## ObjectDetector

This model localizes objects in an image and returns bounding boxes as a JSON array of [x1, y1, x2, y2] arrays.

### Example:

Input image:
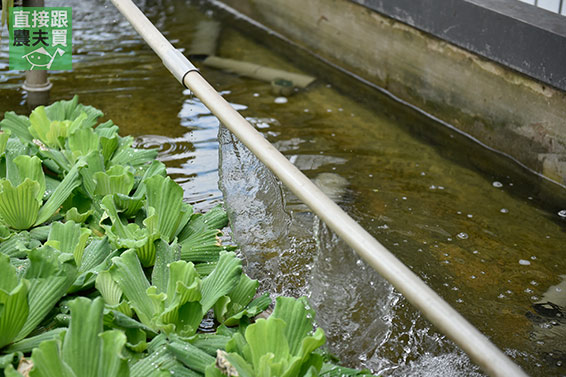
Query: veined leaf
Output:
[[272, 296, 320, 357], [100, 136, 119, 163], [0, 179, 41, 230], [177, 206, 229, 243], [35, 160, 84, 226], [79, 151, 105, 198], [180, 229, 226, 263], [200, 251, 242, 314], [96, 270, 123, 307], [217, 297, 326, 377], [16, 247, 77, 341], [94, 165, 134, 197], [153, 260, 203, 336], [46, 221, 91, 266], [0, 254, 29, 349], [64, 207, 93, 224], [5, 328, 66, 353], [167, 338, 215, 374], [0, 112, 32, 143], [0, 231, 41, 258], [246, 317, 290, 370], [215, 275, 270, 326], [111, 145, 158, 168], [29, 339, 76, 377], [68, 128, 100, 161], [62, 297, 106, 377], [13, 156, 45, 201], [0, 130, 11, 156], [109, 250, 159, 328], [151, 240, 177, 295], [30, 297, 129, 377], [28, 107, 52, 147], [145, 175, 191, 243], [44, 96, 103, 127]]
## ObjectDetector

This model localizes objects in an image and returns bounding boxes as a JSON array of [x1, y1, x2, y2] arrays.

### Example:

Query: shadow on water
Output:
[[1, 0, 565, 375]]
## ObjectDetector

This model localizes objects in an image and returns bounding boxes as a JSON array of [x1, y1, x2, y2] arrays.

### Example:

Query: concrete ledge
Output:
[[211, 0, 566, 185], [352, 0, 566, 92]]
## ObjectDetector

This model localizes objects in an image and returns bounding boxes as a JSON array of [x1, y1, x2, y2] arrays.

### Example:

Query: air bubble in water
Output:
[[456, 232, 469, 240], [519, 259, 531, 266], [558, 209, 566, 218], [274, 97, 288, 104], [500, 208, 509, 214], [492, 181, 503, 188]]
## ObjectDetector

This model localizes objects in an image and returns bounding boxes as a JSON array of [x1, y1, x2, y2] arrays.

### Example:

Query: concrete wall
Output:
[[213, 0, 566, 185]]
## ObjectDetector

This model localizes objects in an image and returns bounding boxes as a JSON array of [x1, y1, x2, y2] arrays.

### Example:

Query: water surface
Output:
[[1, 1, 565, 375]]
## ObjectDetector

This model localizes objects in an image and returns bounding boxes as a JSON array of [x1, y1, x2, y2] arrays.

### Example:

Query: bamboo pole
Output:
[[109, 1, 529, 376]]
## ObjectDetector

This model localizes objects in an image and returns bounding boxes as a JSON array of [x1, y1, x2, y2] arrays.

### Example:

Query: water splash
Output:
[[218, 124, 483, 376]]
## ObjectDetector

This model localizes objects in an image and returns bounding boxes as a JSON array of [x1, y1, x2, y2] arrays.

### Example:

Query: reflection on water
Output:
[[1, 0, 566, 375]]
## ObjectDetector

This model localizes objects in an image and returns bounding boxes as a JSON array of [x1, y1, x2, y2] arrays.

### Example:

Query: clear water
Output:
[[1, 1, 565, 376]]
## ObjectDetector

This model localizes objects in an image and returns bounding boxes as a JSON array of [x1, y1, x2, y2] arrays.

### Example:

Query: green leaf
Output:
[[154, 260, 203, 336], [0, 179, 41, 230], [180, 229, 226, 263], [79, 151, 105, 198], [271, 296, 319, 357], [167, 338, 215, 374], [222, 350, 255, 377], [45, 96, 103, 126], [30, 297, 129, 377], [145, 175, 191, 243], [0, 112, 32, 143], [178, 206, 229, 243], [16, 247, 77, 341], [151, 240, 177, 295], [5, 328, 66, 353], [0, 130, 11, 157], [246, 318, 290, 370], [189, 333, 231, 356], [0, 231, 41, 258], [13, 156, 45, 200], [64, 207, 93, 224], [99, 330, 129, 377], [214, 274, 259, 325], [96, 270, 123, 307], [29, 339, 76, 377], [28, 107, 52, 146], [61, 297, 102, 377], [130, 343, 176, 377], [200, 252, 242, 314], [111, 147, 158, 168], [46, 221, 91, 266], [35, 160, 84, 226], [109, 250, 159, 328], [0, 255, 29, 349], [68, 128, 100, 161], [113, 193, 144, 218]]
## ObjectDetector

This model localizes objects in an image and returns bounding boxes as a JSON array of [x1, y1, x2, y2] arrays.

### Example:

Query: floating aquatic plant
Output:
[[0, 97, 374, 377]]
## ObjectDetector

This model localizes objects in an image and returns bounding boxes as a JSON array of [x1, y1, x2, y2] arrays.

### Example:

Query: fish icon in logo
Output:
[[22, 47, 65, 70]]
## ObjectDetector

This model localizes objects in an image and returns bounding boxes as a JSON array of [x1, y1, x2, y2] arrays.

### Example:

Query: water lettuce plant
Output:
[[0, 97, 375, 377]]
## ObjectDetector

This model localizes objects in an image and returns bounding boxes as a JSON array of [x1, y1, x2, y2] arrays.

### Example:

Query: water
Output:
[[1, 0, 566, 375]]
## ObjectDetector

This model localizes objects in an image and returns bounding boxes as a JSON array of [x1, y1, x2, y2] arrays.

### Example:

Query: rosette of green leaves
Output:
[[4, 297, 129, 377], [0, 154, 83, 230], [0, 247, 76, 351], [97, 247, 243, 338], [206, 297, 326, 377]]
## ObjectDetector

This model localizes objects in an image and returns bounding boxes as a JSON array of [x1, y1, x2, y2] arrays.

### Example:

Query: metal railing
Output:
[[109, 0, 529, 376]]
